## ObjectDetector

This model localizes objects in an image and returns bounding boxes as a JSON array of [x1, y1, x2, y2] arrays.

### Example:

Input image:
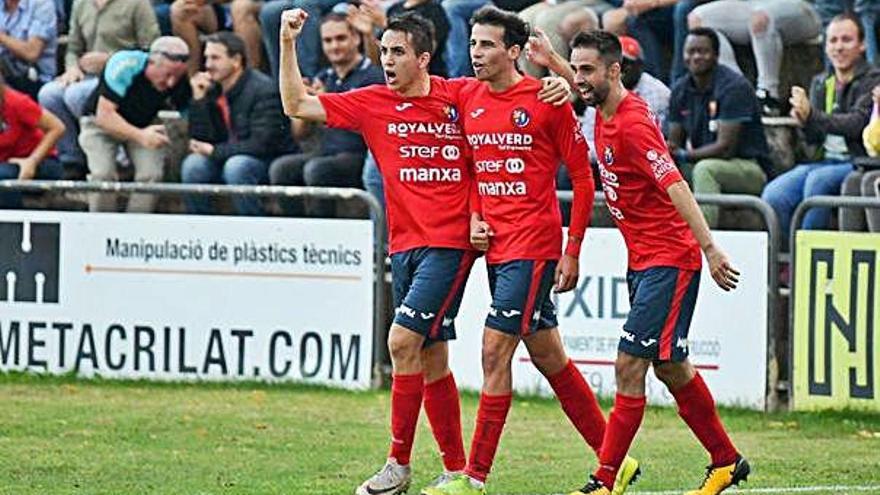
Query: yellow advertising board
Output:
[[793, 231, 880, 411]]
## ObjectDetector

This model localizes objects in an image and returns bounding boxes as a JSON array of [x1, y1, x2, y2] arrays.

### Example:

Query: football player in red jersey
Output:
[[424, 7, 638, 495], [527, 29, 749, 495], [279, 9, 570, 495]]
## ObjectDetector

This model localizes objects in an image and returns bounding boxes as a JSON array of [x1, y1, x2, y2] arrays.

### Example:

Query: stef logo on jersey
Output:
[[603, 145, 614, 166], [443, 104, 460, 123], [511, 107, 530, 128]]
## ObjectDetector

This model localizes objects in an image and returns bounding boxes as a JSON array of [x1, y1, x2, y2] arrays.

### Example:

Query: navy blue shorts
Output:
[[485, 259, 558, 336], [619, 266, 700, 362], [391, 248, 478, 342]]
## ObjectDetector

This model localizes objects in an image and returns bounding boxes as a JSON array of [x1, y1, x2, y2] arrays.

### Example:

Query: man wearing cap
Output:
[[667, 27, 770, 228], [79, 36, 192, 212]]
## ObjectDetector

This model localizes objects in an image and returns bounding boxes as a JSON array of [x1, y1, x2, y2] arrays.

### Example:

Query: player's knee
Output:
[[529, 347, 567, 376], [750, 10, 769, 34], [481, 345, 510, 377], [614, 356, 647, 390], [687, 11, 702, 29], [653, 361, 694, 389], [387, 330, 420, 364]]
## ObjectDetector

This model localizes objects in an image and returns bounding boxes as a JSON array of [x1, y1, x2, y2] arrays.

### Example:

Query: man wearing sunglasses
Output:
[[79, 36, 192, 213]]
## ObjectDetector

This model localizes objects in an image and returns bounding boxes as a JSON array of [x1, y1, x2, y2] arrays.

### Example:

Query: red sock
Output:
[[464, 393, 512, 483], [423, 373, 466, 472], [388, 373, 424, 465], [547, 360, 606, 455], [671, 373, 738, 466], [593, 393, 646, 489]]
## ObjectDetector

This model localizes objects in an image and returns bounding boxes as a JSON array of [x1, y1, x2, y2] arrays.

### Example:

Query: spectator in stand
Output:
[[762, 13, 880, 239], [38, 0, 159, 178], [79, 36, 191, 212], [183, 32, 294, 215], [171, 0, 263, 74], [814, 0, 880, 64], [0, 74, 64, 208], [270, 12, 383, 217], [688, 0, 823, 116], [840, 83, 880, 232], [443, 0, 490, 77], [0, 0, 57, 99], [519, 0, 611, 77], [260, 0, 339, 79], [668, 27, 770, 228]]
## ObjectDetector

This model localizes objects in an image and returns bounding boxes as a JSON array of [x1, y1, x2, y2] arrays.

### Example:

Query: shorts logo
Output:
[[511, 107, 530, 128], [603, 145, 614, 166], [419, 311, 435, 320], [0, 221, 60, 304], [501, 309, 521, 318], [621, 330, 635, 342], [640, 338, 657, 347], [442, 317, 453, 327], [441, 145, 460, 161], [676, 337, 688, 349], [395, 304, 416, 319], [443, 104, 459, 123]]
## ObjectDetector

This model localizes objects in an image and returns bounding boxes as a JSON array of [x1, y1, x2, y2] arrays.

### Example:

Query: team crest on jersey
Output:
[[511, 107, 530, 128], [603, 145, 615, 166], [443, 104, 460, 123]]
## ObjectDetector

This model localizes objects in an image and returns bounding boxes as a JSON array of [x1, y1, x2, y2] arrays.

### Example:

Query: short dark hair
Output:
[[686, 27, 720, 56], [570, 30, 622, 66], [385, 12, 436, 57], [204, 31, 248, 66], [829, 11, 865, 41], [469, 5, 529, 50], [321, 11, 357, 34]]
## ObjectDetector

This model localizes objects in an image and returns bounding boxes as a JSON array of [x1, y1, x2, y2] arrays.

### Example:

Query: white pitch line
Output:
[[528, 485, 880, 495]]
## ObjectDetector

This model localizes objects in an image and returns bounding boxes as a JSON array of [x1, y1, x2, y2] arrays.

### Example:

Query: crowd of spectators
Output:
[[1, 0, 880, 250]]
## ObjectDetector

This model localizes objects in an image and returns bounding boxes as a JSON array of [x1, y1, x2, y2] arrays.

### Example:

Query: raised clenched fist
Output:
[[280, 9, 309, 42]]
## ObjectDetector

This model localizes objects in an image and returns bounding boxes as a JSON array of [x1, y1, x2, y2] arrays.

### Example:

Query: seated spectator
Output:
[[688, 0, 823, 116], [814, 0, 880, 64], [260, 0, 340, 79], [171, 0, 263, 73], [183, 31, 294, 215], [668, 27, 770, 228], [270, 12, 383, 217], [519, 0, 609, 77], [0, 0, 57, 99], [761, 13, 880, 239], [840, 83, 880, 232], [601, 0, 676, 83], [79, 36, 191, 212], [0, 74, 64, 208], [38, 0, 160, 177]]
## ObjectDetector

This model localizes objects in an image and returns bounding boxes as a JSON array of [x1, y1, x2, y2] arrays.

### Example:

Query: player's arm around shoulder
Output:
[[666, 180, 740, 292]]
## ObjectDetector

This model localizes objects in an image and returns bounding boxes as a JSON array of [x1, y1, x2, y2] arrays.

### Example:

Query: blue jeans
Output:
[[0, 157, 63, 208], [443, 0, 491, 77], [37, 77, 99, 166], [361, 151, 384, 211], [180, 153, 269, 215], [260, 0, 341, 78], [761, 161, 854, 239], [670, 0, 699, 84]]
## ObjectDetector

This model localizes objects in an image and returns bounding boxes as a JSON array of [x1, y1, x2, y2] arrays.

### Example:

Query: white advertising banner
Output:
[[451, 229, 768, 409], [0, 211, 374, 389]]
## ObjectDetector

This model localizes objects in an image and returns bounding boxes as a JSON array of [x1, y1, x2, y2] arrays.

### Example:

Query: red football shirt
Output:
[[319, 77, 473, 254], [594, 93, 701, 271], [0, 88, 51, 162], [460, 76, 594, 264]]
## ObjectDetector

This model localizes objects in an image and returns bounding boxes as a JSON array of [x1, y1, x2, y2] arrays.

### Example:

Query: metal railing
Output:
[[787, 195, 880, 404], [0, 180, 390, 385], [558, 191, 784, 411]]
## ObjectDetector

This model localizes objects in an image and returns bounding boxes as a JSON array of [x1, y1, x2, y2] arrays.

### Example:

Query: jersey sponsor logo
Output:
[[443, 104, 460, 123], [395, 102, 413, 111], [477, 180, 527, 196], [475, 159, 503, 173], [470, 108, 485, 119], [603, 145, 614, 166], [441, 145, 460, 161], [466, 133, 533, 150], [399, 167, 462, 183], [511, 107, 530, 128], [646, 149, 676, 181], [573, 118, 585, 142], [598, 162, 625, 220], [386, 122, 461, 138], [505, 158, 525, 174]]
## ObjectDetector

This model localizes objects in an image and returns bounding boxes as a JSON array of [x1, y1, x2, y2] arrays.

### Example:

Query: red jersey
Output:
[[0, 88, 52, 162], [460, 76, 594, 264], [319, 77, 473, 254], [594, 93, 701, 271]]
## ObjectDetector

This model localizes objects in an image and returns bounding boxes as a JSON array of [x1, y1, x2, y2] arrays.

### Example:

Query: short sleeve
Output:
[[318, 86, 376, 131], [28, 0, 57, 42], [626, 119, 684, 190], [100, 52, 147, 103], [11, 91, 42, 128]]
